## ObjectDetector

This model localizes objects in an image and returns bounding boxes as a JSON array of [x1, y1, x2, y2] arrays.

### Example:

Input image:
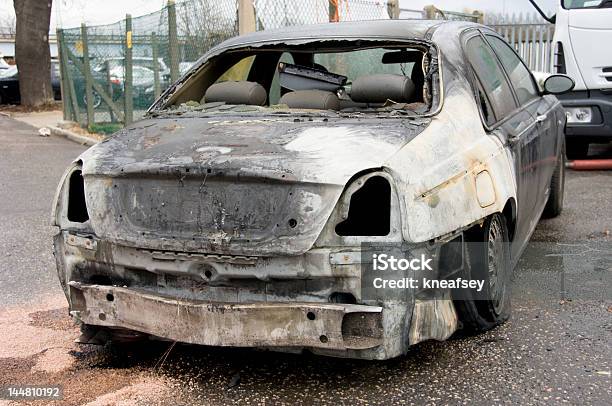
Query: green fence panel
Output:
[[81, 23, 95, 129], [57, 0, 393, 131], [124, 15, 134, 125]]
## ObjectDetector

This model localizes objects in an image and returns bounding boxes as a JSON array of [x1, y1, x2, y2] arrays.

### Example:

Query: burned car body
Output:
[[52, 20, 568, 360]]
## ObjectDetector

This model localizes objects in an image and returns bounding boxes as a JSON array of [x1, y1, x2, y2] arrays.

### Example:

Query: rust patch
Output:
[[143, 135, 161, 149], [161, 123, 184, 132], [416, 158, 486, 201]]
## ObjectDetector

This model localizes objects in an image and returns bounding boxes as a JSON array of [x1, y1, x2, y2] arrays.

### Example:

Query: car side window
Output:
[[476, 82, 496, 126], [465, 35, 517, 124], [486, 35, 539, 106]]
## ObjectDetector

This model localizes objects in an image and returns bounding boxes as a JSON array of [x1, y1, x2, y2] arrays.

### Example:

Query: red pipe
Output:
[[566, 159, 612, 170]]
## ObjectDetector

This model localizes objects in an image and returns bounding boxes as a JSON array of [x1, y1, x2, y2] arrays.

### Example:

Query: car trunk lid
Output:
[[80, 115, 429, 256]]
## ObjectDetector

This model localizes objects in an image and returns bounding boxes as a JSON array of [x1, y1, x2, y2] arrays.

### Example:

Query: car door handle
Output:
[[535, 114, 547, 123]]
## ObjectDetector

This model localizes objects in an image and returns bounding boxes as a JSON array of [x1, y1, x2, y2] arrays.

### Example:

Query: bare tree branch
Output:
[[0, 13, 16, 35]]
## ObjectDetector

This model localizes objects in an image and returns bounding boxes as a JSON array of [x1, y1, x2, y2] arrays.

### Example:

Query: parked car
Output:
[[0, 61, 62, 104], [52, 20, 573, 360], [87, 59, 165, 109], [92, 57, 169, 83], [62, 62, 123, 109], [107, 65, 158, 108], [0, 56, 10, 70], [142, 62, 196, 105]]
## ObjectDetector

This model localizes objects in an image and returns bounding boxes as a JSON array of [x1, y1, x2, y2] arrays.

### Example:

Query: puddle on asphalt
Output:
[[515, 241, 612, 302]]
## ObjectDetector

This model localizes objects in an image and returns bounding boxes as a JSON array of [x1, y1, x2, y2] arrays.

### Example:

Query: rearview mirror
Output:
[[543, 74, 575, 95], [382, 50, 423, 64]]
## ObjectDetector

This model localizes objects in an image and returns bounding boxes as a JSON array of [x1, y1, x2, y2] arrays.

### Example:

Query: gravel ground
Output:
[[0, 116, 610, 405]]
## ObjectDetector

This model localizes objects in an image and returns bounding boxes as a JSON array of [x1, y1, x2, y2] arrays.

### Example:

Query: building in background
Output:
[[0, 31, 58, 63]]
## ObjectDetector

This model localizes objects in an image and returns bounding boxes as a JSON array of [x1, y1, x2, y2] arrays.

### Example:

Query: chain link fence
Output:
[[57, 0, 238, 130], [57, 0, 483, 131], [254, 0, 389, 29]]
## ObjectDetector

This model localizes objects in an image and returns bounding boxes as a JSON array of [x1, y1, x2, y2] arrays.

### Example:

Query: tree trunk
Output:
[[13, 0, 53, 108]]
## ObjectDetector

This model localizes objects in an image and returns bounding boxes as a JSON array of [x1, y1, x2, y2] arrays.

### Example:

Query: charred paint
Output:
[[51, 20, 565, 360]]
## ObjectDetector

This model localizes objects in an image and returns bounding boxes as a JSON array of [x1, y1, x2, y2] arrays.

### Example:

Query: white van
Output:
[[532, 0, 612, 158]]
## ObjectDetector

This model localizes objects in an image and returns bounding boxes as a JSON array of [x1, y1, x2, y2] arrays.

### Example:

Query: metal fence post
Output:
[[167, 0, 180, 83], [387, 0, 400, 19], [238, 0, 256, 34], [81, 23, 94, 129], [58, 30, 80, 124], [105, 60, 115, 123], [151, 32, 161, 98], [56, 28, 71, 121], [329, 0, 338, 22], [424, 5, 436, 19], [124, 14, 133, 125]]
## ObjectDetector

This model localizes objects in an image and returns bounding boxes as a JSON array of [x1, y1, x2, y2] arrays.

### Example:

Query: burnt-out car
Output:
[[52, 20, 574, 360]]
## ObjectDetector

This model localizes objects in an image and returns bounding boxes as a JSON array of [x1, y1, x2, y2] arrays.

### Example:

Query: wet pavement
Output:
[[0, 116, 610, 405]]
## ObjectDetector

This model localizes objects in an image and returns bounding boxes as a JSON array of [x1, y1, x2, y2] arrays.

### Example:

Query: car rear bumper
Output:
[[68, 282, 384, 351], [54, 230, 459, 359], [558, 90, 612, 141]]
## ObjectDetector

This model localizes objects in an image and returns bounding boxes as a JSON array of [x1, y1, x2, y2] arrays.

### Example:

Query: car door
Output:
[[464, 32, 540, 259], [484, 34, 558, 216], [3, 74, 21, 103], [51, 61, 62, 100]]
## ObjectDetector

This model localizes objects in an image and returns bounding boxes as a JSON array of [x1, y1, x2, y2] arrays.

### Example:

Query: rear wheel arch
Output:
[[502, 198, 517, 242]]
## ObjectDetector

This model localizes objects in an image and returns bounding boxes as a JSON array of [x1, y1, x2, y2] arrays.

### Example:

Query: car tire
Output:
[[542, 143, 565, 219], [453, 214, 512, 333], [566, 139, 589, 160], [82, 92, 102, 109]]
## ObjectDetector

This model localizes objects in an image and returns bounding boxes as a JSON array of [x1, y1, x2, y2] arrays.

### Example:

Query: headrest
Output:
[[350, 74, 415, 104], [279, 90, 340, 110], [204, 81, 267, 106]]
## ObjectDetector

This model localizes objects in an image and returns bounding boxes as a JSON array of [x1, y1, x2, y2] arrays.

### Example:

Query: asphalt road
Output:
[[0, 116, 610, 405], [0, 117, 86, 307]]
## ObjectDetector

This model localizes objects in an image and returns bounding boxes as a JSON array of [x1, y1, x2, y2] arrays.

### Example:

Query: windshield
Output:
[[563, 0, 611, 9], [155, 40, 436, 117]]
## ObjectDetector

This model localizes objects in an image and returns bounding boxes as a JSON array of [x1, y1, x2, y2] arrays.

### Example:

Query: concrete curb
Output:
[[48, 126, 99, 146]]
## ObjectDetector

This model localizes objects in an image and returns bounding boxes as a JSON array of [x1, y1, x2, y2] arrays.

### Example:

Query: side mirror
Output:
[[543, 74, 575, 95]]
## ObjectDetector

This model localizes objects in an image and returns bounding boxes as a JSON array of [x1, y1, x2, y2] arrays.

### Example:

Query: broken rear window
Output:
[[154, 40, 438, 116]]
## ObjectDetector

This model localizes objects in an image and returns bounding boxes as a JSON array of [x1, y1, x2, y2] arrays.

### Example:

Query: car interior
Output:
[[164, 43, 431, 113]]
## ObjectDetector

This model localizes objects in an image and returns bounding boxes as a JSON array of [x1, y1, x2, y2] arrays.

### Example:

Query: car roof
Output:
[[217, 19, 475, 50]]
